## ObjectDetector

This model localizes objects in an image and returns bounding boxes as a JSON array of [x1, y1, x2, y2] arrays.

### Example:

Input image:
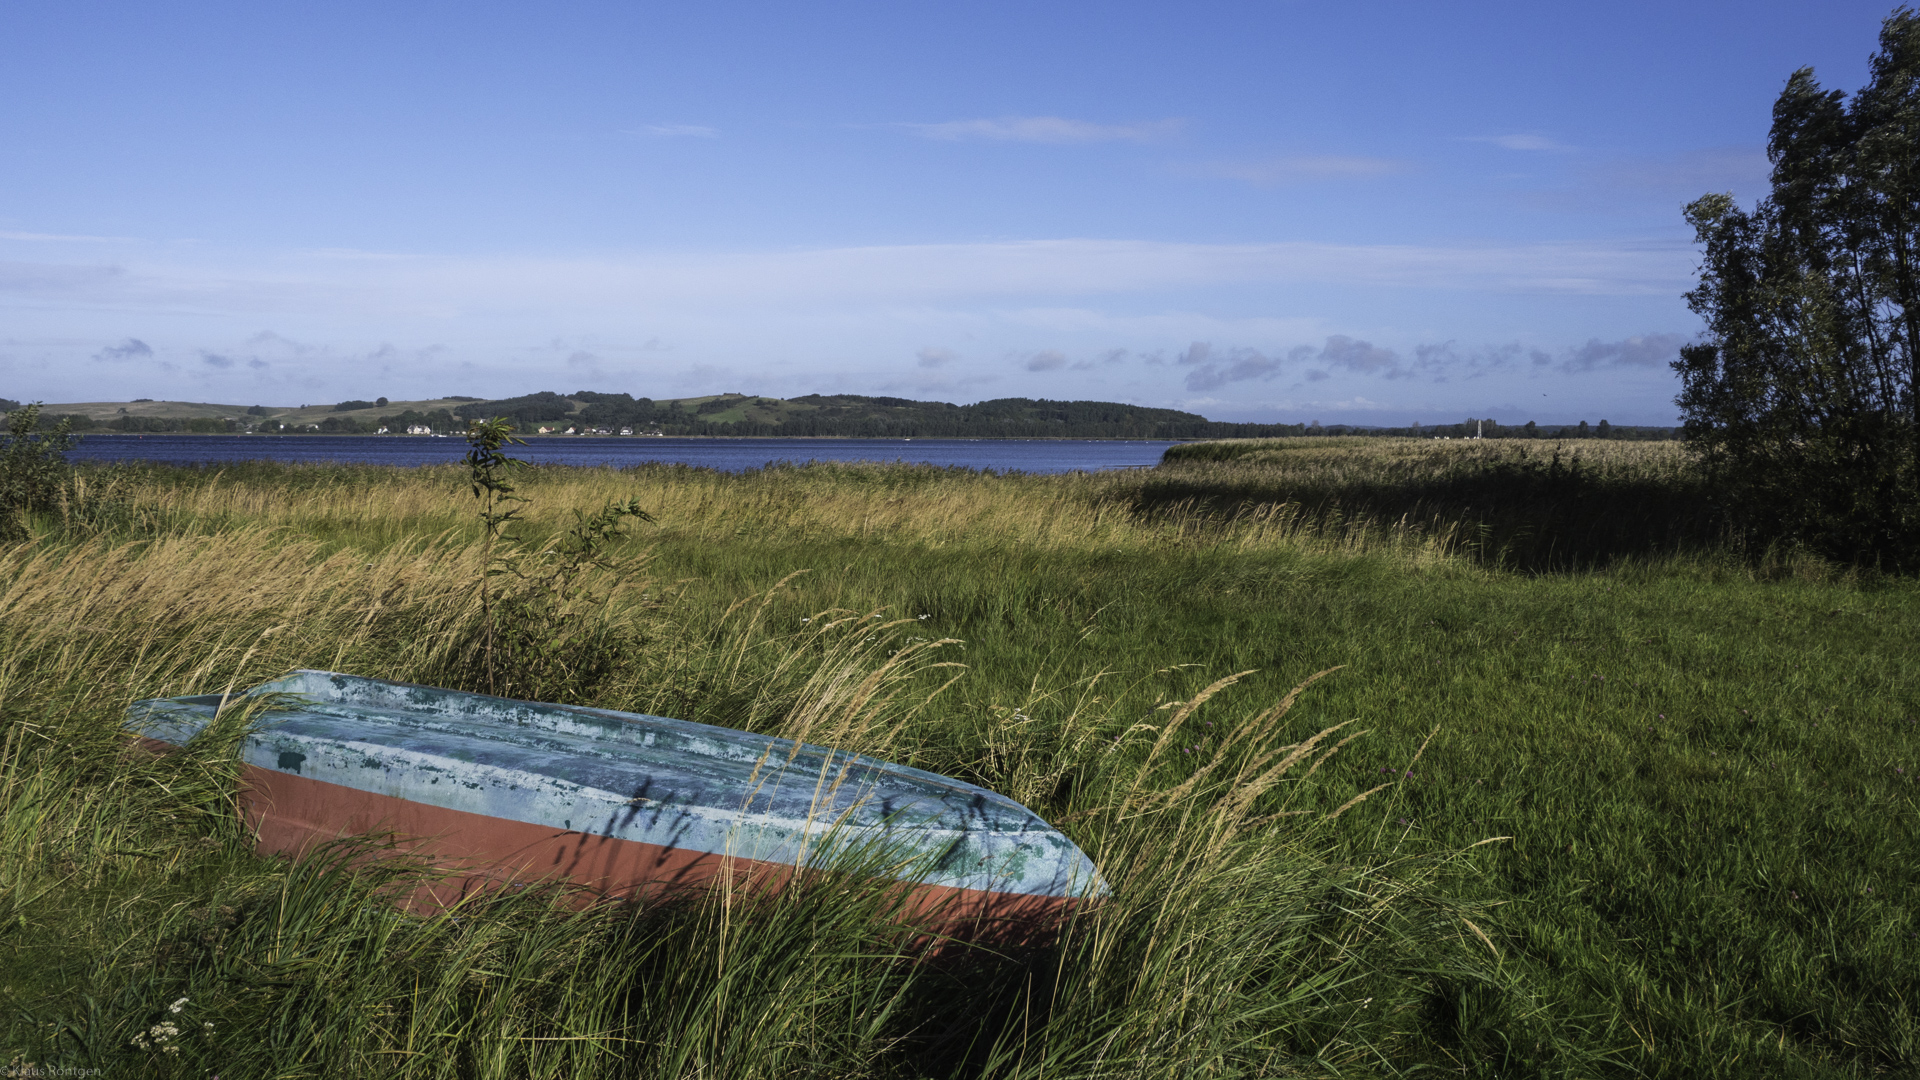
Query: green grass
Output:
[[1, 440, 1916, 1077]]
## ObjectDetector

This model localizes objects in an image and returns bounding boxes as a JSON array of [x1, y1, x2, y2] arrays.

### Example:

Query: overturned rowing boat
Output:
[[127, 671, 1106, 934]]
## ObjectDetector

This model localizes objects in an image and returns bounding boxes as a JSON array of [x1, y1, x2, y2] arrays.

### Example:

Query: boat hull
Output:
[[127, 671, 1104, 938], [230, 760, 1081, 932]]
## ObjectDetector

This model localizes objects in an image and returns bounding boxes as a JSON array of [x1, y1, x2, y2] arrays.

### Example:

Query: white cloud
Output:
[[0, 237, 1696, 321], [1186, 155, 1406, 184], [200, 351, 267, 370], [1173, 330, 1690, 392], [92, 337, 153, 362], [1561, 332, 1687, 371], [0, 232, 1698, 415], [1178, 336, 1406, 390], [1320, 335, 1401, 375], [1411, 340, 1551, 381], [1180, 342, 1286, 390], [896, 116, 1182, 144]]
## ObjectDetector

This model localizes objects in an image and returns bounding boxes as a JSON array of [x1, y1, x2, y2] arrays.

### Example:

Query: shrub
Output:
[[0, 404, 78, 542]]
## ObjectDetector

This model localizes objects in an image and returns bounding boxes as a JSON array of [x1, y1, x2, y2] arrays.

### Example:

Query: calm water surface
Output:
[[71, 435, 1178, 474]]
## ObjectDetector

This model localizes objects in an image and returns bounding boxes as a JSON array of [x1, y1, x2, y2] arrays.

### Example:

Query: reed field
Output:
[[1, 436, 1916, 1078]]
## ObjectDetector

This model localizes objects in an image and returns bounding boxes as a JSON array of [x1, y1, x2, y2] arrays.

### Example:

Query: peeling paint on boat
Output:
[[127, 671, 1106, 916]]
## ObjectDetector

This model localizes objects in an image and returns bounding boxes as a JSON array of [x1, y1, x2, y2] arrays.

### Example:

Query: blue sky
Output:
[[0, 1, 1901, 423]]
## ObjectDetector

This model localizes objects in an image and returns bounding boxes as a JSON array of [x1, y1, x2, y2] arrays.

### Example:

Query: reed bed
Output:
[[1146, 438, 1719, 571], [124, 456, 1484, 568], [115, 437, 1719, 573]]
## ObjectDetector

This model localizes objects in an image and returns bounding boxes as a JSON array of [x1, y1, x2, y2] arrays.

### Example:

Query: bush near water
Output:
[[0, 432, 1915, 1079]]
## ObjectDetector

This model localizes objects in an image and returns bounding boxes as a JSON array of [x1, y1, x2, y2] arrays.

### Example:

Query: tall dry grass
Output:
[[121, 456, 1484, 570], [0, 469, 1517, 1076], [101, 436, 1723, 575]]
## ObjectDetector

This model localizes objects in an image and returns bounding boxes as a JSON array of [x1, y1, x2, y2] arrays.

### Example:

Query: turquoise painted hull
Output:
[[128, 671, 1106, 910]]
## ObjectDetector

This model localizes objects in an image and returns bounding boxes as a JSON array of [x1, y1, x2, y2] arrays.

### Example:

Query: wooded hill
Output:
[[468, 392, 1310, 439], [3, 392, 1680, 440]]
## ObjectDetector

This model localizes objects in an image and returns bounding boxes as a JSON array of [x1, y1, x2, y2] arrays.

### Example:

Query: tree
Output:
[[1676, 8, 1920, 566]]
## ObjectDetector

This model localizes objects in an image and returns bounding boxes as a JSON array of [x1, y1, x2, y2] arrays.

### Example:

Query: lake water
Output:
[[69, 434, 1179, 474]]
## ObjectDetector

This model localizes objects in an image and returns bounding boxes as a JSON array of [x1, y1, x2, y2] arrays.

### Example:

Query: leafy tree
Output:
[[376, 408, 458, 433], [1677, 8, 1920, 565], [112, 415, 185, 433], [470, 391, 575, 428]]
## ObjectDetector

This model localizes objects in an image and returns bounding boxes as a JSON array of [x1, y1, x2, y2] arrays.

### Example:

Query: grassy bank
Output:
[[2, 439, 1916, 1077]]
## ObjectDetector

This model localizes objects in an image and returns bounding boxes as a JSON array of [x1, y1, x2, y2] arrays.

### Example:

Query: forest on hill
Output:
[[461, 392, 1677, 440], [0, 391, 1681, 440]]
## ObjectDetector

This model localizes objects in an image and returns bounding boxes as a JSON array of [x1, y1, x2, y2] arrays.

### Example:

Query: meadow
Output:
[[1, 436, 1914, 1078]]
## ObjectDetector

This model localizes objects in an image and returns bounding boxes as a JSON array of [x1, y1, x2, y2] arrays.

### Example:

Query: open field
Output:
[[1, 437, 1915, 1077], [26, 396, 485, 428]]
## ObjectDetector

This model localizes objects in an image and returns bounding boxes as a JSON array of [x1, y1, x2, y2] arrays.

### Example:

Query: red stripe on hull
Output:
[[238, 763, 1081, 942]]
